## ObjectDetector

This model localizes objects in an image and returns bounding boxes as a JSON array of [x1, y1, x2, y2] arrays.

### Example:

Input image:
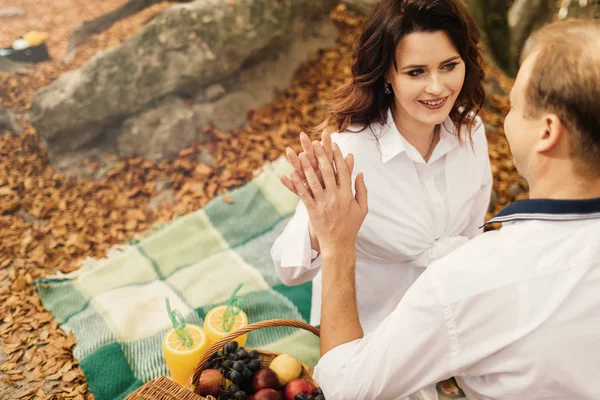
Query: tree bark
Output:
[[64, 0, 191, 61], [508, 0, 557, 68], [462, 0, 514, 75]]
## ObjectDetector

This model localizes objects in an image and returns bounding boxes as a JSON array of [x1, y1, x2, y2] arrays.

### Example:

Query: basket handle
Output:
[[191, 319, 320, 385]]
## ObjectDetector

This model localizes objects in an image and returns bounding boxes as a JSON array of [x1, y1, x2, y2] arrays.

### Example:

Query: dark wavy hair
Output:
[[322, 0, 485, 143]]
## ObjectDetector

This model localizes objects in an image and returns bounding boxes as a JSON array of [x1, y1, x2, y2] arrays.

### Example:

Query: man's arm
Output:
[[286, 136, 368, 356], [320, 248, 363, 356], [314, 270, 456, 399]]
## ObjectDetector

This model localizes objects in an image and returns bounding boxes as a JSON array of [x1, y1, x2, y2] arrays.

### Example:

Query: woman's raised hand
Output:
[[279, 130, 353, 197]]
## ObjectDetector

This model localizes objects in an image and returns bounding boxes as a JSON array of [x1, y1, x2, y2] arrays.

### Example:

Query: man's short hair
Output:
[[521, 19, 600, 176]]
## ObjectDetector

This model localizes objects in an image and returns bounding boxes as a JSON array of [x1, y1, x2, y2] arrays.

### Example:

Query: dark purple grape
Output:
[[224, 359, 234, 369], [313, 388, 323, 395], [219, 367, 226, 375], [225, 342, 238, 354], [235, 390, 247, 399], [295, 394, 308, 400], [247, 359, 261, 372], [237, 349, 248, 359], [228, 383, 239, 393], [242, 367, 253, 381], [248, 350, 259, 359], [233, 361, 245, 372], [314, 395, 325, 400], [228, 353, 237, 360], [229, 370, 242, 384]]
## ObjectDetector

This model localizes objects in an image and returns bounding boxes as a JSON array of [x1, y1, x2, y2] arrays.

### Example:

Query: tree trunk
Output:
[[462, 0, 514, 75], [508, 0, 557, 68]]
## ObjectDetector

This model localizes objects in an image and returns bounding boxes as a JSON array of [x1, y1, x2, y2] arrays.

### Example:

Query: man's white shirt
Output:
[[272, 110, 493, 333], [314, 198, 600, 400]]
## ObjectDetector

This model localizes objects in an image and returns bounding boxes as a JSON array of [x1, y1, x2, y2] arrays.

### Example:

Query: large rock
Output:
[[118, 17, 337, 162], [30, 0, 338, 172]]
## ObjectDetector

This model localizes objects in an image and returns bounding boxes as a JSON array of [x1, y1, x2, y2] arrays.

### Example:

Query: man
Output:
[[287, 19, 600, 399]]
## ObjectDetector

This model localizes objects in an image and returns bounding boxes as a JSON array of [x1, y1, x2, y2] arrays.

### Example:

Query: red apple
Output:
[[252, 368, 279, 392], [254, 388, 282, 400], [194, 369, 224, 397], [283, 379, 314, 400]]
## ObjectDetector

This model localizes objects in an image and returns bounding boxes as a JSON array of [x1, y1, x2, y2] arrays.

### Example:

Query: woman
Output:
[[272, 0, 492, 335]]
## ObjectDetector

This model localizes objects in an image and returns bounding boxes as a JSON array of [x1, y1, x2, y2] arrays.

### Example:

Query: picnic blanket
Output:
[[35, 157, 320, 400]]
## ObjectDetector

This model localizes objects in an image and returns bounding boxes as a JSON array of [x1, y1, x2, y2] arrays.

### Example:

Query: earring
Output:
[[384, 82, 392, 94]]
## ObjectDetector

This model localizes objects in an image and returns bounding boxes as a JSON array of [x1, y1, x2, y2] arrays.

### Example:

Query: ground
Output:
[[0, 2, 524, 399]]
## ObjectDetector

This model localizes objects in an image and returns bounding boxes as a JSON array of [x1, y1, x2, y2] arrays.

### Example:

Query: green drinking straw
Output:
[[222, 283, 244, 333], [165, 297, 194, 348]]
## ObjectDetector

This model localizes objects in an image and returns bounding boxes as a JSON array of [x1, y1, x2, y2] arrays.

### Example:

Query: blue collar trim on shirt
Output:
[[484, 197, 600, 226]]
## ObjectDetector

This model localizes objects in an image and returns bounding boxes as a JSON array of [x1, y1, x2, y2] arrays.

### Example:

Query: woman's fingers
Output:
[[321, 129, 334, 166], [290, 170, 315, 208], [299, 153, 324, 200], [300, 133, 319, 170], [286, 147, 306, 181], [313, 142, 337, 189], [278, 174, 298, 196]]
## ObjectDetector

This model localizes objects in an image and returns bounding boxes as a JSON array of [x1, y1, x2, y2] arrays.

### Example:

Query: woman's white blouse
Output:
[[271, 110, 493, 333]]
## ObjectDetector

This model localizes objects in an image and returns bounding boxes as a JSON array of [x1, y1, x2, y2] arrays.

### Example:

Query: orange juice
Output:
[[162, 324, 209, 386], [203, 305, 248, 348]]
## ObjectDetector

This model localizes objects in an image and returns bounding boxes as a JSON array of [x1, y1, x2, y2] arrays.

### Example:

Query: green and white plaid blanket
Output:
[[35, 157, 319, 400]]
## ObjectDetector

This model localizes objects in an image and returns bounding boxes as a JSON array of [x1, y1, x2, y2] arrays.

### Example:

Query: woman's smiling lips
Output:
[[418, 96, 448, 110]]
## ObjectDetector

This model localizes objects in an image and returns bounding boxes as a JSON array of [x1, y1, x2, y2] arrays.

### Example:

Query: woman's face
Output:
[[387, 31, 466, 132]]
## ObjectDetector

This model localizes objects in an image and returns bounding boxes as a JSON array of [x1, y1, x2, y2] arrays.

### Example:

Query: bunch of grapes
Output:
[[203, 341, 261, 399]]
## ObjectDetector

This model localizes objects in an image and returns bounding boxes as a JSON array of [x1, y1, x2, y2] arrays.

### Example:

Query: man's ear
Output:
[[536, 114, 564, 153]]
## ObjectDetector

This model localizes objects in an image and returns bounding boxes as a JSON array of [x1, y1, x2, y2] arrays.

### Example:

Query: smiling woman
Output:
[[388, 31, 467, 158], [272, 0, 492, 369]]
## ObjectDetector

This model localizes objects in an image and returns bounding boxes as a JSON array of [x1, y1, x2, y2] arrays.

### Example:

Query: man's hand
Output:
[[278, 131, 336, 196], [288, 140, 368, 258]]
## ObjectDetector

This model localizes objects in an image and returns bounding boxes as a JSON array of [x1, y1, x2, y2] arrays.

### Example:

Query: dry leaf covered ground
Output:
[[0, 2, 523, 399]]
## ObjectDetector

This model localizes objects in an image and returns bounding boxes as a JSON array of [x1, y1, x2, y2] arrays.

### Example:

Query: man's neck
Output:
[[528, 172, 600, 200]]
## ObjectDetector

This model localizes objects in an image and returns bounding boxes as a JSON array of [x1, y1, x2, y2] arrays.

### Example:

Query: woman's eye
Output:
[[442, 62, 459, 71], [408, 69, 425, 77]]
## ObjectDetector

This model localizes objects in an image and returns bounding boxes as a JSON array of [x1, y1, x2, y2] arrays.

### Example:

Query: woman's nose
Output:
[[425, 73, 444, 96]]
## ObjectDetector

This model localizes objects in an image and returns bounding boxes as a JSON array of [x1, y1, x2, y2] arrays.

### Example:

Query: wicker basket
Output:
[[125, 319, 320, 400]]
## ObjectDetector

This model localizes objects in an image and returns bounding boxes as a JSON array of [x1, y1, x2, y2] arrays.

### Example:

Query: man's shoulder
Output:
[[425, 230, 514, 305], [427, 219, 600, 306]]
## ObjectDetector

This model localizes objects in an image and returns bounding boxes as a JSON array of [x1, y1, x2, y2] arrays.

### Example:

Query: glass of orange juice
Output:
[[204, 304, 248, 348], [204, 283, 249, 348], [162, 299, 209, 386]]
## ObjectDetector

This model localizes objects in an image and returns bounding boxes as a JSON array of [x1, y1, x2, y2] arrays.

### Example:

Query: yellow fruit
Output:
[[204, 305, 248, 348], [268, 354, 302, 386], [162, 324, 209, 386]]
